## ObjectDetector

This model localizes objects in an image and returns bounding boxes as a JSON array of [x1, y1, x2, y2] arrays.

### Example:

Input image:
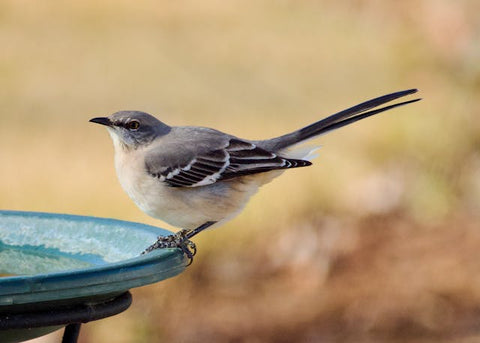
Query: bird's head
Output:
[[89, 111, 171, 150]]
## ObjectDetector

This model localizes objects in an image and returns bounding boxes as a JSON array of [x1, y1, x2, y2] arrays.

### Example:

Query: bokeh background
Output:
[[1, 1, 480, 342]]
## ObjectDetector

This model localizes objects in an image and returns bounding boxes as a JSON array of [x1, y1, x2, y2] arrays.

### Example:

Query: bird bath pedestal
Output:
[[0, 211, 187, 342]]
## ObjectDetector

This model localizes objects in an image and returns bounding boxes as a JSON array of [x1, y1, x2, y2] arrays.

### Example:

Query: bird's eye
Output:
[[126, 120, 140, 131]]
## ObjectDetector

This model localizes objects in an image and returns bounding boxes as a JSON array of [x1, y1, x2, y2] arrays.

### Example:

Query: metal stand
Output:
[[0, 291, 132, 343], [62, 323, 81, 343]]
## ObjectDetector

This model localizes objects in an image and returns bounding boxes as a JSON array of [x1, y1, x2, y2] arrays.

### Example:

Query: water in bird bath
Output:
[[0, 211, 163, 275]]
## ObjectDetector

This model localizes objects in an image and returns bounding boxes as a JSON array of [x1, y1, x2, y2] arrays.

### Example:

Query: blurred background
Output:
[[1, 0, 479, 342]]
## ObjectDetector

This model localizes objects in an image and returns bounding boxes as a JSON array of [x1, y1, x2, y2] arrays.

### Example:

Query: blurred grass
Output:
[[1, 1, 480, 342]]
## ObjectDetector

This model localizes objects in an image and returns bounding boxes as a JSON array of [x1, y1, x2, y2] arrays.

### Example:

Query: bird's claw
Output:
[[142, 229, 197, 266]]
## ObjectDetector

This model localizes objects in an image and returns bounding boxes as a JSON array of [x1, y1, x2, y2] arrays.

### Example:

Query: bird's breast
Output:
[[112, 149, 285, 230], [114, 149, 155, 211]]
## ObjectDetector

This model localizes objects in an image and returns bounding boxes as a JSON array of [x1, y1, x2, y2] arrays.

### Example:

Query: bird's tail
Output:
[[261, 89, 420, 151]]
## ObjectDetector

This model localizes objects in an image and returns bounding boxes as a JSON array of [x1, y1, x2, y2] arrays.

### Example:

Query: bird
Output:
[[90, 89, 420, 262]]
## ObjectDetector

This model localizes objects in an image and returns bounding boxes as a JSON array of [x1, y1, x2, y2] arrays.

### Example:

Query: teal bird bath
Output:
[[0, 210, 187, 342]]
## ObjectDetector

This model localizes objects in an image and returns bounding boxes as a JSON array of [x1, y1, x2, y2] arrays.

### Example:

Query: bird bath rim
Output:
[[0, 210, 187, 309]]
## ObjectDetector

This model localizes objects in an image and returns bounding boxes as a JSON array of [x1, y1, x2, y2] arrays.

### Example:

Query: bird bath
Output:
[[0, 210, 187, 342]]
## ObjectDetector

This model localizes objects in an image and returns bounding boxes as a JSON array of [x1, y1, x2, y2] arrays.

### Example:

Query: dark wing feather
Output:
[[146, 138, 311, 188]]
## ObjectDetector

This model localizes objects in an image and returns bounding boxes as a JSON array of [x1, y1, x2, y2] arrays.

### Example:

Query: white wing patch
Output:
[[191, 158, 230, 187], [149, 138, 311, 187]]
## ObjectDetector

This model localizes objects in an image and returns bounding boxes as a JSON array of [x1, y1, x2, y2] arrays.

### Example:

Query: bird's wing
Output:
[[145, 133, 311, 188]]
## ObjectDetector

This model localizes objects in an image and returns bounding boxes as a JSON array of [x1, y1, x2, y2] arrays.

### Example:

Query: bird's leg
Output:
[[141, 221, 217, 265], [184, 221, 217, 239]]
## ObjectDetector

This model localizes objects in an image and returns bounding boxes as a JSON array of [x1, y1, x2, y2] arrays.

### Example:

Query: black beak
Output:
[[89, 117, 112, 126]]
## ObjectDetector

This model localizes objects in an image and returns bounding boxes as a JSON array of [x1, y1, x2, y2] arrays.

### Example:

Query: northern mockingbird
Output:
[[90, 89, 419, 262]]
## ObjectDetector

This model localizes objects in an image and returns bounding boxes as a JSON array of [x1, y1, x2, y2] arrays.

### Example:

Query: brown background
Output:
[[1, 1, 479, 342]]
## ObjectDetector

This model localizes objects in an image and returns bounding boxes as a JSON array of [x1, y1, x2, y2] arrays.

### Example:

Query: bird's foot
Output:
[[142, 229, 197, 266]]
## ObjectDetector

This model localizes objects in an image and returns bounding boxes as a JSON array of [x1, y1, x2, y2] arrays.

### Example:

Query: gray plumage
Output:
[[90, 89, 419, 232], [145, 132, 311, 188]]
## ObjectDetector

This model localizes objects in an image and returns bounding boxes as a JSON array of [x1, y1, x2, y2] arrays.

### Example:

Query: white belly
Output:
[[114, 149, 274, 230]]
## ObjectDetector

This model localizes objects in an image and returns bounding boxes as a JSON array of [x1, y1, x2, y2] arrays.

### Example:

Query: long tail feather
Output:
[[262, 89, 420, 150]]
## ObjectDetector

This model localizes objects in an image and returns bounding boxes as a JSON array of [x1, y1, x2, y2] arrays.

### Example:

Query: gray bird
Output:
[[90, 89, 420, 262]]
